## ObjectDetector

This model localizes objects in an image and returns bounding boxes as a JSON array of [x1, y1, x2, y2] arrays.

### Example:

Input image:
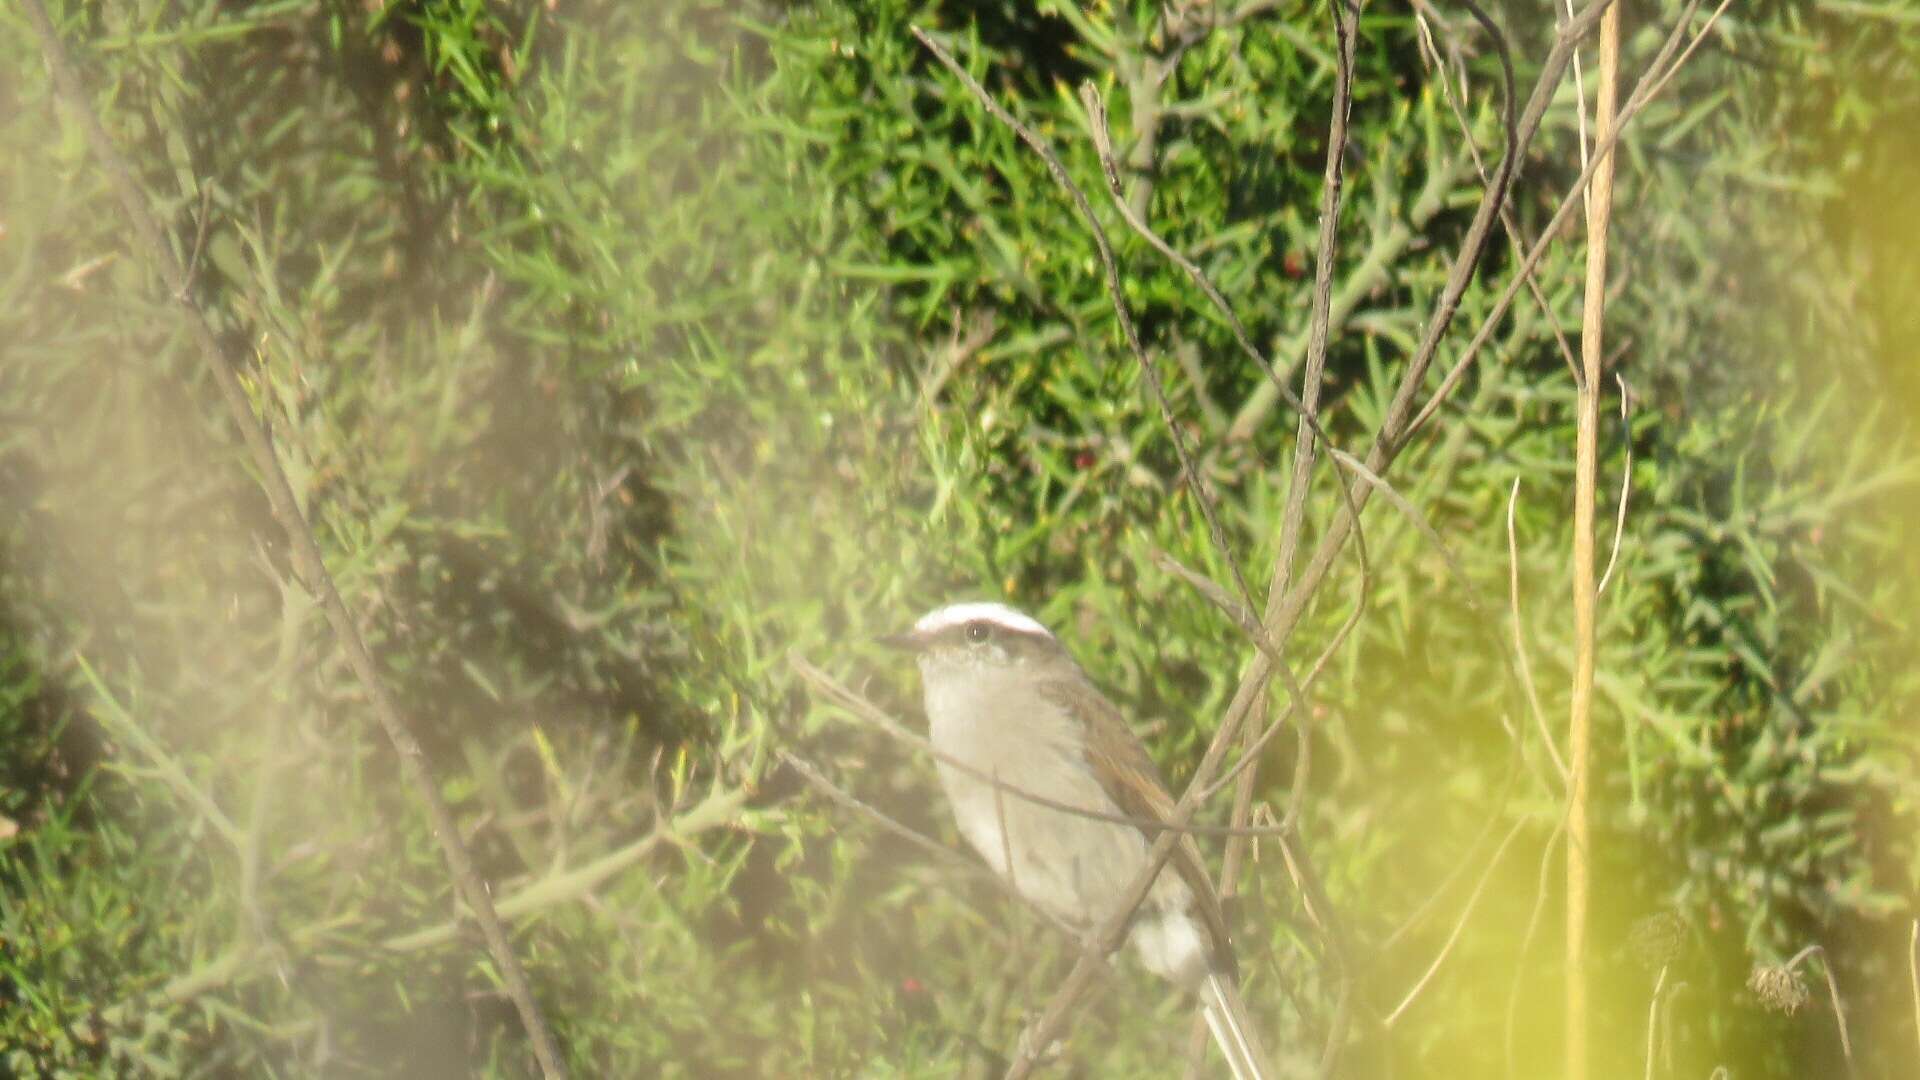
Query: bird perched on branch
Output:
[[884, 601, 1270, 1080]]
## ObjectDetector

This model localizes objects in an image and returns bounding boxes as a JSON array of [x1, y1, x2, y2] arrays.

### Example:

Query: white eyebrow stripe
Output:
[[913, 602, 1054, 639]]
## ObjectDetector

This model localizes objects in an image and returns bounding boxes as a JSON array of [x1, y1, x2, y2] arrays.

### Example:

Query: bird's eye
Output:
[[964, 622, 991, 644]]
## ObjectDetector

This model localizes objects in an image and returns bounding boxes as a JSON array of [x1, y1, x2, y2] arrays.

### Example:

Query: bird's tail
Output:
[[1201, 971, 1272, 1080]]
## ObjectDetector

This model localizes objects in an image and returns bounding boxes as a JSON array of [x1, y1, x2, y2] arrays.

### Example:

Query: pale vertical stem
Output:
[[1643, 967, 1668, 1080], [1567, 5, 1621, 1080], [1910, 920, 1920, 1065]]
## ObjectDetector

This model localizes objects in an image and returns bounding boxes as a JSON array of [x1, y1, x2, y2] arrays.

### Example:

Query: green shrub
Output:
[[1, 0, 1915, 1075]]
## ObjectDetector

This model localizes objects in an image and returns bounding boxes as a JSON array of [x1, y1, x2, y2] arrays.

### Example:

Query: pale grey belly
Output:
[[933, 740, 1188, 929]]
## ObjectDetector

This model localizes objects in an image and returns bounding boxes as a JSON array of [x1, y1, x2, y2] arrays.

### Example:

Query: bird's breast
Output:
[[924, 674, 1088, 790]]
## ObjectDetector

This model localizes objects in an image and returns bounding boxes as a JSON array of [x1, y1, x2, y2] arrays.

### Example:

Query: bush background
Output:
[[2, 0, 1917, 1076]]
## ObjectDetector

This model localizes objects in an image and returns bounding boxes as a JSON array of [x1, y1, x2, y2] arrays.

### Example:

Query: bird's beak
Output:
[[876, 629, 925, 653]]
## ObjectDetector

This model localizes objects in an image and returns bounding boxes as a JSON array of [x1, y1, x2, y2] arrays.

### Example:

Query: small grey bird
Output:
[[885, 601, 1270, 1080]]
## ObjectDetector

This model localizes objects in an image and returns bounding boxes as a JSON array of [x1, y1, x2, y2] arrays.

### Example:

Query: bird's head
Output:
[[880, 601, 1072, 679]]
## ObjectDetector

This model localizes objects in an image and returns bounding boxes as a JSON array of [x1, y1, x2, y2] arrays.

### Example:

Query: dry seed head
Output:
[[1748, 964, 1810, 1014], [1629, 911, 1687, 972]]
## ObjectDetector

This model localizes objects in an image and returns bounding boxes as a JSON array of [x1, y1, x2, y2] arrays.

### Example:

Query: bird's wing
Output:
[[1037, 677, 1238, 979]]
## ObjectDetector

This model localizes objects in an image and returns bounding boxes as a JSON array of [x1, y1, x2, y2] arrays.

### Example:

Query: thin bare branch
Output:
[[1813, 949, 1859, 1076], [777, 749, 1087, 944], [1152, 548, 1261, 636], [1509, 480, 1571, 782], [1596, 372, 1636, 598], [790, 654, 1297, 840], [1317, 967, 1354, 1077], [1216, 0, 1621, 804], [1262, 23, 1363, 1006], [1505, 823, 1568, 1074], [906, 27, 1264, 634], [1382, 813, 1530, 1027], [1644, 966, 1670, 1080], [1638, 0, 1740, 108], [1910, 920, 1919, 1063], [1328, 447, 1476, 607], [1377, 762, 1523, 953], [1416, 0, 1582, 382], [1564, 0, 1595, 217], [1659, 978, 1689, 1076], [1408, 0, 1730, 440], [778, 750, 984, 879], [1078, 80, 1374, 608]]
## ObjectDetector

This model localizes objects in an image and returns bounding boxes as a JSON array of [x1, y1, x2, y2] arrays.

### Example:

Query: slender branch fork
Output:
[[888, 0, 1741, 1075], [1083, 51, 1386, 1037], [20, 2, 568, 1075]]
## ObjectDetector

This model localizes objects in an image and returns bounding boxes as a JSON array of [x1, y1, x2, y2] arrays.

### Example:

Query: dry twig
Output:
[[1381, 813, 1529, 1027], [1505, 823, 1567, 1073], [1911, 920, 1920, 1064], [777, 749, 1088, 946], [1412, 0, 1581, 381], [1214, 0, 1621, 813], [1644, 966, 1669, 1080], [790, 655, 1297, 841], [1508, 480, 1570, 782], [1595, 372, 1636, 599], [1407, 0, 1735, 440]]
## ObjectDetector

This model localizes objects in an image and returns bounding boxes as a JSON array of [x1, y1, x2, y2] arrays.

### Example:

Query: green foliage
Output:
[[1, 0, 1916, 1076]]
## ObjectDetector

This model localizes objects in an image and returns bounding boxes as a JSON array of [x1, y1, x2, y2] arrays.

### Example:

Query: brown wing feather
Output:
[[1038, 678, 1239, 980]]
